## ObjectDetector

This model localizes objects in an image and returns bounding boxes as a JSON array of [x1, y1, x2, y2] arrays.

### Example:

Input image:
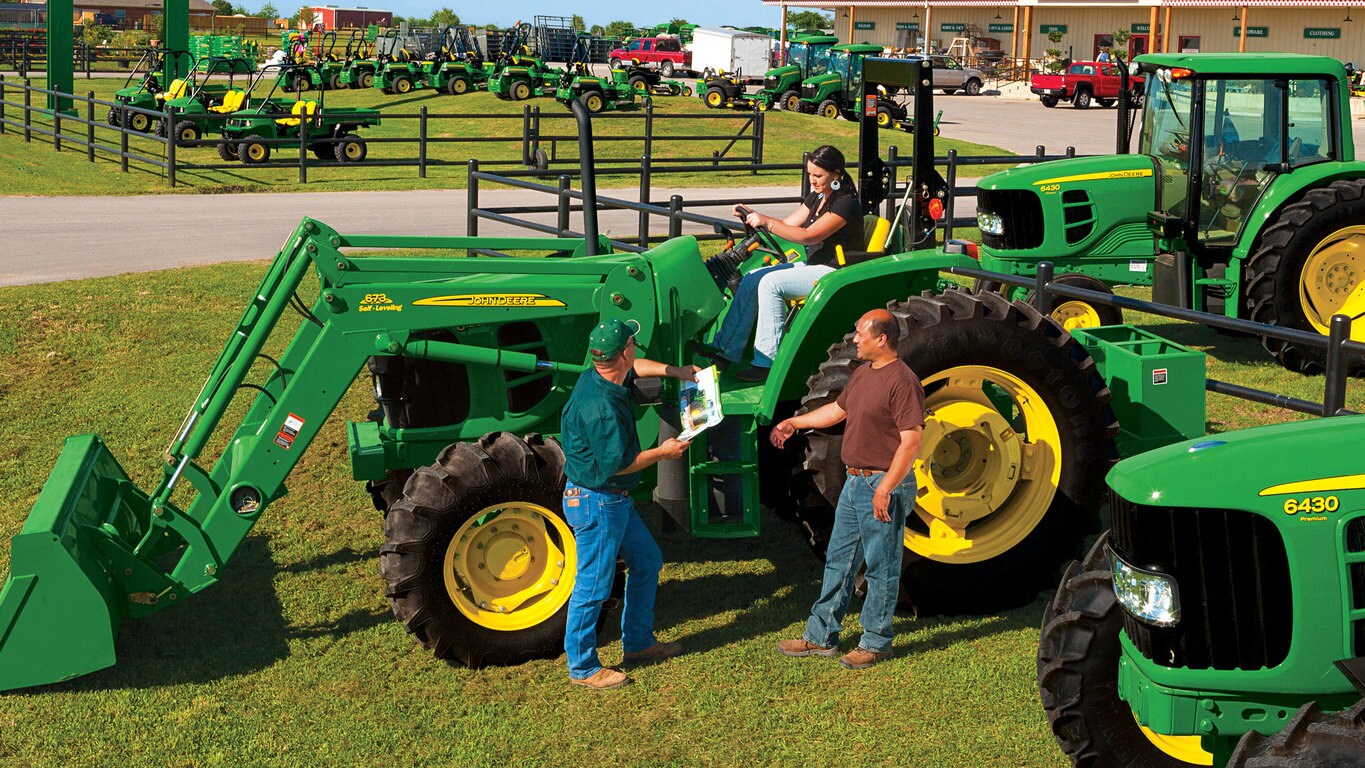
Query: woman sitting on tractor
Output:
[[707, 145, 862, 382]]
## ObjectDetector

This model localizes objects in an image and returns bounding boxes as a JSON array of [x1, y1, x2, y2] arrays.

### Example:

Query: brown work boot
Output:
[[777, 638, 839, 658], [570, 667, 632, 689], [839, 647, 893, 670], [622, 641, 684, 663]]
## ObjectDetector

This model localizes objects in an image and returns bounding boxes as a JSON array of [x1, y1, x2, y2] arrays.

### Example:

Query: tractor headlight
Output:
[[764, 76, 778, 88], [1110, 547, 1180, 627], [977, 211, 1005, 236]]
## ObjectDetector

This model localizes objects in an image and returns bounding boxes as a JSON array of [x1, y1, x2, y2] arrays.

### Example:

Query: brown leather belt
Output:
[[846, 467, 885, 476]]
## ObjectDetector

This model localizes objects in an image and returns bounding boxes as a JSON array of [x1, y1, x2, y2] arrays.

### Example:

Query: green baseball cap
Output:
[[588, 318, 643, 362]]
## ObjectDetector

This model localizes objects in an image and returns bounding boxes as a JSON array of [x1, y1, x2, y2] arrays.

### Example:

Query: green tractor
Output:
[[699, 34, 840, 112], [798, 43, 912, 129], [554, 35, 637, 113], [426, 26, 488, 96], [971, 53, 1365, 374], [155, 56, 257, 144], [336, 29, 379, 89], [217, 64, 381, 164], [373, 27, 430, 95], [488, 23, 561, 101], [107, 47, 194, 132], [0, 57, 1318, 706]]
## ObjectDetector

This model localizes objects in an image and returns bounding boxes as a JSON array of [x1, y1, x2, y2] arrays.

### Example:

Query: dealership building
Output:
[[767, 1, 1362, 65]]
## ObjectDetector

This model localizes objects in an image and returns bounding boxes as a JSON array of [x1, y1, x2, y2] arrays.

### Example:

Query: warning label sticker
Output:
[[1152, 368, 1168, 385], [275, 413, 305, 450]]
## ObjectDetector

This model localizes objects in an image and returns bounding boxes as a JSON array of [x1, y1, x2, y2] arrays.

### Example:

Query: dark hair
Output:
[[868, 313, 900, 348], [807, 145, 857, 197]]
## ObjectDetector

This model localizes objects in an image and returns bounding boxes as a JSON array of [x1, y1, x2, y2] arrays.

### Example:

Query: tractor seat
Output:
[[276, 100, 318, 127], [162, 78, 188, 100], [785, 215, 892, 323], [209, 90, 247, 114]]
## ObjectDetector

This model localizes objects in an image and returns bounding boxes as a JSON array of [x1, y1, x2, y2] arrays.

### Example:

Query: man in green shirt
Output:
[[561, 318, 697, 689]]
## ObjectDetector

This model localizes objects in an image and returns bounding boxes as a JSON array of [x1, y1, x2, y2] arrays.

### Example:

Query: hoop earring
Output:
[[831, 179, 841, 191]]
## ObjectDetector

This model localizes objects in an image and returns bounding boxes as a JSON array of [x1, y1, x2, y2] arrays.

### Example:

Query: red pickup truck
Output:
[[1029, 61, 1144, 109], [607, 36, 691, 77]]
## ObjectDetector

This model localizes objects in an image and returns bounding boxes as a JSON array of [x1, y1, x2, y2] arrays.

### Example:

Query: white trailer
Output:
[[688, 27, 772, 82]]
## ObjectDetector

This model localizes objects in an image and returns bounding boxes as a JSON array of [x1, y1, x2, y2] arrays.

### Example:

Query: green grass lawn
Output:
[[0, 75, 1015, 196], [0, 258, 1361, 766]]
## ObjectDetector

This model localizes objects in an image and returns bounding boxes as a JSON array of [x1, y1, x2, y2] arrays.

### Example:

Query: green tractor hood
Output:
[[975, 153, 1158, 269]]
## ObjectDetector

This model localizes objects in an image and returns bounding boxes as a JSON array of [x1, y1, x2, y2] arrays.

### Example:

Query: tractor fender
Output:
[[1232, 161, 1365, 264], [755, 249, 975, 421]]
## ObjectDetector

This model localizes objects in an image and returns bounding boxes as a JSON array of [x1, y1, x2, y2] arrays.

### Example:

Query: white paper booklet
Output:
[[679, 366, 724, 441]]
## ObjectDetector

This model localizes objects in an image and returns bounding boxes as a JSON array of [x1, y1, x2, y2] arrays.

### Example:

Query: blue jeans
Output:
[[804, 472, 914, 654], [562, 481, 664, 679], [710, 262, 835, 368]]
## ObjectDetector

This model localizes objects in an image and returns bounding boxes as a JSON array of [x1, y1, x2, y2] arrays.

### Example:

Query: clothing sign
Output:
[[988, 23, 1013, 33], [1040, 24, 1068, 34], [941, 23, 966, 32], [1234, 26, 1269, 38], [854, 21, 875, 30], [1304, 27, 1341, 38]]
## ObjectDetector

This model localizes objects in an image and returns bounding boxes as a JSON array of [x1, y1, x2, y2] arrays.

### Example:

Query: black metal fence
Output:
[[0, 76, 766, 187]]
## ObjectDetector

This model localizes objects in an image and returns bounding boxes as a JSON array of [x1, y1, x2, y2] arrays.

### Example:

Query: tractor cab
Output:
[[762, 34, 838, 111], [799, 43, 882, 117]]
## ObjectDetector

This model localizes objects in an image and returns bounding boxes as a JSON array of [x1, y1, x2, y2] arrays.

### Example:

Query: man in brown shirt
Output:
[[770, 308, 925, 669]]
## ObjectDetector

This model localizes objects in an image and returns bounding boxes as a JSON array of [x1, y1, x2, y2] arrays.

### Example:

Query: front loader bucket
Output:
[[0, 434, 152, 691]]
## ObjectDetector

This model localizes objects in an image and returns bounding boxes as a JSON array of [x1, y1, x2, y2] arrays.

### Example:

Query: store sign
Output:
[[1131, 23, 1149, 33], [853, 21, 875, 30], [1304, 27, 1341, 38], [896, 22, 920, 31], [988, 23, 1014, 33], [1233, 26, 1268, 37], [941, 23, 966, 32], [1039, 24, 1068, 34]]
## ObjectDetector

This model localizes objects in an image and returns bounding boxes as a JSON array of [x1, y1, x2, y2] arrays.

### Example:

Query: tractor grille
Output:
[[1110, 496, 1293, 670], [1348, 517, 1365, 655], [976, 188, 1044, 250], [801, 83, 817, 99], [1061, 189, 1096, 245]]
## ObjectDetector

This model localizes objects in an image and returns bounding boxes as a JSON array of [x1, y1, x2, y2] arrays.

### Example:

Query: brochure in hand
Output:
[[679, 366, 724, 441]]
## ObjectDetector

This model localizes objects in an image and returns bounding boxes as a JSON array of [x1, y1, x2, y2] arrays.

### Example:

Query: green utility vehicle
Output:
[[373, 27, 430, 95], [488, 23, 561, 101], [554, 35, 637, 113], [425, 26, 487, 95], [337, 29, 379, 89], [155, 56, 256, 143], [972, 53, 1365, 373], [217, 64, 381, 164], [798, 43, 910, 127], [698, 34, 840, 111], [108, 47, 194, 132]]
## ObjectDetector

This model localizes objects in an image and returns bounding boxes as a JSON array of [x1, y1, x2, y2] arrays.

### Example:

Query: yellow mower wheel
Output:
[[706, 88, 724, 108], [512, 81, 532, 100]]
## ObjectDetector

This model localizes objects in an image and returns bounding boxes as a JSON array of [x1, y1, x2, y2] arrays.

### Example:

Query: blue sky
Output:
[[350, 2, 798, 30]]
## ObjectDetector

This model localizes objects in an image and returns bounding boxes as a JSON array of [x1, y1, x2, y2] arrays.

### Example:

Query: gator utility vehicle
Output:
[[426, 26, 488, 95], [107, 47, 194, 132], [217, 64, 381, 163], [972, 52, 1365, 373], [555, 35, 637, 113], [4, 57, 1317, 705], [699, 33, 839, 111], [155, 56, 257, 143]]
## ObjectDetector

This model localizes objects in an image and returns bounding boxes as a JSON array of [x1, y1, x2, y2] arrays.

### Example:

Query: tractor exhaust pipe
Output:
[[570, 98, 599, 256]]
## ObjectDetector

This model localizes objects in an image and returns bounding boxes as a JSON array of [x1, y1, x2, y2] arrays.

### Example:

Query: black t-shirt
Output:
[[801, 191, 865, 268]]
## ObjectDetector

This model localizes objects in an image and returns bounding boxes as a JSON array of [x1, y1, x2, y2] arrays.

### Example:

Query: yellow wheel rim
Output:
[[343, 142, 362, 160], [821, 105, 837, 118], [1135, 714, 1214, 765], [785, 96, 800, 111], [707, 91, 723, 106], [397, 79, 411, 93], [1051, 300, 1104, 331], [454, 79, 467, 94], [587, 94, 602, 111], [905, 365, 1063, 563], [877, 111, 891, 127], [179, 127, 196, 142], [514, 83, 530, 100], [246, 144, 266, 161], [131, 113, 150, 131], [1299, 224, 1365, 340], [443, 502, 576, 631], [633, 82, 647, 92]]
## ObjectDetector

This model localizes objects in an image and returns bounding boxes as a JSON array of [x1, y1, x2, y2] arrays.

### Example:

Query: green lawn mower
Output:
[[373, 28, 430, 95], [337, 29, 378, 89], [554, 35, 637, 113], [426, 26, 488, 96]]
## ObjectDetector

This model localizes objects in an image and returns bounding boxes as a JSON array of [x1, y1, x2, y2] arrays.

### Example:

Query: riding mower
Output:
[[699, 67, 760, 109], [108, 47, 195, 132], [153, 56, 256, 143], [275, 31, 326, 92], [217, 64, 381, 164], [621, 59, 692, 97], [488, 23, 561, 101], [336, 30, 378, 89], [373, 28, 431, 95], [426, 26, 488, 96], [313, 31, 351, 91], [553, 35, 637, 113]]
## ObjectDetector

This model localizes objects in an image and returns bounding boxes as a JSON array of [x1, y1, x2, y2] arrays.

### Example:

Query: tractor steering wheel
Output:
[[735, 205, 789, 261]]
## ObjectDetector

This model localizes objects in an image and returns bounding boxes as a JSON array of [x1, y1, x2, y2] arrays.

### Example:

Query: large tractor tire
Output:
[[1245, 179, 1365, 374], [781, 90, 801, 112], [1227, 700, 1365, 767], [171, 119, 200, 144], [216, 141, 239, 161], [239, 140, 271, 164], [580, 91, 605, 114], [334, 135, 368, 163], [790, 290, 1117, 615], [1038, 535, 1215, 768], [1028, 273, 1124, 331], [383, 432, 611, 667]]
